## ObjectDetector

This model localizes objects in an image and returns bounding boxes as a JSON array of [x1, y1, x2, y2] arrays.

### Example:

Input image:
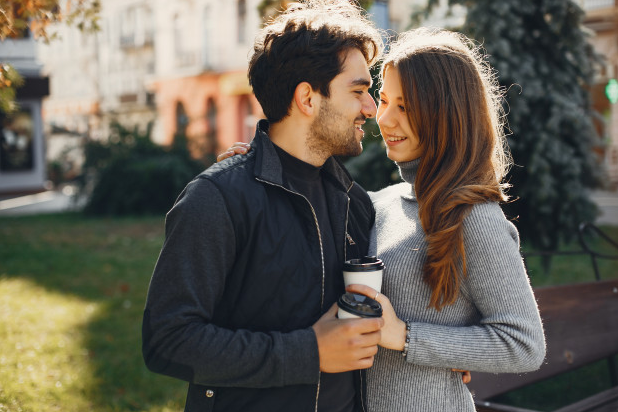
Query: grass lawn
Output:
[[0, 213, 185, 412], [523, 224, 618, 287], [0, 213, 616, 411]]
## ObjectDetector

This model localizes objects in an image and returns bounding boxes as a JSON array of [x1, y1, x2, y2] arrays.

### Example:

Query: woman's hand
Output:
[[346, 284, 472, 384], [345, 284, 406, 351], [216, 142, 251, 162]]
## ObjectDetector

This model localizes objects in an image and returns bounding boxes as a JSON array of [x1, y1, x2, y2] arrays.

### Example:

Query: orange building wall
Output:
[[154, 70, 264, 157]]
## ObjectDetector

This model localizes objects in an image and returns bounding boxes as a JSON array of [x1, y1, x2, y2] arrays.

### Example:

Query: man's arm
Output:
[[142, 177, 382, 388]]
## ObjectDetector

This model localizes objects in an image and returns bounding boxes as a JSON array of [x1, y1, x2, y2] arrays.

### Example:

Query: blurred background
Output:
[[0, 1, 617, 411]]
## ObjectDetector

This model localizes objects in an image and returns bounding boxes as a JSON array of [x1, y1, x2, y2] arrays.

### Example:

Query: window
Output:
[[205, 98, 218, 155], [176, 102, 189, 135], [202, 6, 213, 68], [173, 14, 183, 57], [120, 7, 136, 46], [237, 0, 247, 44], [238, 95, 253, 143], [0, 107, 35, 172]]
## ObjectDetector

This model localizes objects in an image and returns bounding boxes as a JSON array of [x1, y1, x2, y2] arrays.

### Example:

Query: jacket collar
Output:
[[252, 119, 354, 192]]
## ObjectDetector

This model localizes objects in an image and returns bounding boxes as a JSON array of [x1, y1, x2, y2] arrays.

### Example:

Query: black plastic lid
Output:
[[343, 256, 384, 272], [337, 293, 382, 318]]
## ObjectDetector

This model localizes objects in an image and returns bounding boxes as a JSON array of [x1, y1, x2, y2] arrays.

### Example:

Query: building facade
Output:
[[578, 0, 618, 185], [0, 34, 49, 194], [38, 0, 264, 167], [149, 0, 264, 160], [38, 0, 159, 180]]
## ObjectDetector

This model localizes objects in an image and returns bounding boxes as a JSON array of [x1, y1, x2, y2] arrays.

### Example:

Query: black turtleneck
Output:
[[273, 144, 355, 412]]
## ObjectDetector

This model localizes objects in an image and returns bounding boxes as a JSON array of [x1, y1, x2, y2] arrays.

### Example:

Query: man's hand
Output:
[[452, 369, 472, 384], [312, 304, 383, 373], [217, 142, 251, 162]]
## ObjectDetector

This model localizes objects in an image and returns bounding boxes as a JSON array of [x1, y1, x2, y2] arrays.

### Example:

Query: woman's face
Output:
[[376, 65, 422, 162]]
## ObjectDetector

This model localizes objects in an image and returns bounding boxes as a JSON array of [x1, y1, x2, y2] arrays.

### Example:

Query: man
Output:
[[142, 1, 384, 411]]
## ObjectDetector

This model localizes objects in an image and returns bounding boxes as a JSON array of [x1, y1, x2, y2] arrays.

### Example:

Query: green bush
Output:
[[79, 122, 205, 216]]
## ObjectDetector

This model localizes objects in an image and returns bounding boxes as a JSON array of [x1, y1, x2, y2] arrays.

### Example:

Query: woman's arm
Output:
[[350, 203, 546, 374], [406, 203, 545, 373]]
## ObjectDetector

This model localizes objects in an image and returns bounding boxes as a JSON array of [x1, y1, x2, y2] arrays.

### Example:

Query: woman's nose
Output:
[[377, 105, 395, 128]]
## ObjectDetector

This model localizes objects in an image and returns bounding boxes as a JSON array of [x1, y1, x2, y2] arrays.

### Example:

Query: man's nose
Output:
[[361, 93, 377, 119]]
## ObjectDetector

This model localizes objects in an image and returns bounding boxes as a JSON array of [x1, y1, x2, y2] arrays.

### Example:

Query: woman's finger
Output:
[[346, 284, 378, 299], [217, 151, 234, 162], [217, 144, 251, 162]]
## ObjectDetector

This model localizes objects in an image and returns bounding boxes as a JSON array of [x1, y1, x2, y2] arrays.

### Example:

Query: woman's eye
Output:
[[398, 105, 405, 112], [379, 99, 387, 104]]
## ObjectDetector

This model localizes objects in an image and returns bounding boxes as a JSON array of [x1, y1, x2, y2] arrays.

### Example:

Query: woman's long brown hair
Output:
[[382, 28, 512, 310]]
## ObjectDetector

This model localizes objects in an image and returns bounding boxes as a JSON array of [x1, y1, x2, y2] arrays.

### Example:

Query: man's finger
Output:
[[346, 317, 384, 335]]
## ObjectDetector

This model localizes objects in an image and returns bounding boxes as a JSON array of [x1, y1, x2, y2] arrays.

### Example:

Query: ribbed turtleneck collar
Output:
[[396, 158, 421, 197], [272, 142, 322, 182]]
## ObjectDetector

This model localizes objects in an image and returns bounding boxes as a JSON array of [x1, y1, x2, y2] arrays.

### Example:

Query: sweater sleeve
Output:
[[405, 203, 546, 373], [141, 177, 320, 388]]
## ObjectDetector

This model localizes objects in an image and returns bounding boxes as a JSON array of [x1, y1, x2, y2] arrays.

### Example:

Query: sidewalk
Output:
[[0, 184, 85, 216], [591, 189, 618, 226]]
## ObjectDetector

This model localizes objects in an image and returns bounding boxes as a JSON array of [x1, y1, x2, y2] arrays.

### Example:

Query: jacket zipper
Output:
[[255, 177, 325, 411], [343, 183, 367, 412], [343, 180, 354, 262]]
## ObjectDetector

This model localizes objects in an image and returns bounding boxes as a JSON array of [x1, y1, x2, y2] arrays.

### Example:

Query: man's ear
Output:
[[293, 82, 319, 117]]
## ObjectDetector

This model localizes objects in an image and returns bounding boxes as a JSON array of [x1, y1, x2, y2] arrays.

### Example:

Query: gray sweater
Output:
[[366, 159, 545, 412]]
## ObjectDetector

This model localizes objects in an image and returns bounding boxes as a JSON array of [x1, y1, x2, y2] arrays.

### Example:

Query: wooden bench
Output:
[[468, 279, 618, 412]]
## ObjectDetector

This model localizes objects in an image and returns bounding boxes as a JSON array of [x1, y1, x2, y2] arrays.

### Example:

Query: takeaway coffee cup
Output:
[[343, 256, 384, 292], [337, 293, 383, 319]]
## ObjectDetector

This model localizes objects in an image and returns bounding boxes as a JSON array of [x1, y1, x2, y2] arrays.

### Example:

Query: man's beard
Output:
[[308, 98, 364, 159]]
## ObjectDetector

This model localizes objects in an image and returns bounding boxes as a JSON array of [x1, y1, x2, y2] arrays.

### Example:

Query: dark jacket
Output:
[[142, 120, 375, 412]]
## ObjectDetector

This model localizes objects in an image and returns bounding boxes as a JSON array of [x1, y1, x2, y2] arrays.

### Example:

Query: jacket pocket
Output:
[[184, 383, 216, 412]]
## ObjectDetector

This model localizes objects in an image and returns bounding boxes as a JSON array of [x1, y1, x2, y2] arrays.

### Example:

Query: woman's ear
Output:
[[293, 82, 319, 117]]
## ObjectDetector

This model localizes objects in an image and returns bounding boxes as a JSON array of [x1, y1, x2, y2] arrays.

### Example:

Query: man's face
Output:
[[308, 48, 377, 158]]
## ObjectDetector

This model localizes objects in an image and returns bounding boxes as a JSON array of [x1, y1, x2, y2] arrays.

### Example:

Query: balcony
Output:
[[581, 0, 616, 10], [0, 36, 41, 75], [581, 0, 617, 31], [120, 31, 155, 49]]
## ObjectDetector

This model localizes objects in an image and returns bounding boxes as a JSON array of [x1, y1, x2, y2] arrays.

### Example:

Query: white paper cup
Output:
[[342, 256, 384, 292]]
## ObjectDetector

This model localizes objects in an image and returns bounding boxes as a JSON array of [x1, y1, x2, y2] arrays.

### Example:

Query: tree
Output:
[[352, 0, 605, 250], [0, 64, 23, 113], [452, 0, 604, 250], [0, 0, 100, 40], [0, 0, 100, 112]]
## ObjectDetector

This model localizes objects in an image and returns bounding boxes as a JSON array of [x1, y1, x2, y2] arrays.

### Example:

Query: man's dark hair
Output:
[[248, 0, 383, 123]]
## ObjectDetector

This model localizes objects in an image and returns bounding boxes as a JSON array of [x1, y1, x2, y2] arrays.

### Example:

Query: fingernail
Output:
[[240, 148, 247, 153]]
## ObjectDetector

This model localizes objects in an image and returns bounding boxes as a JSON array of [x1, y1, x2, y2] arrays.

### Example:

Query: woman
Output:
[[346, 28, 545, 411], [220, 27, 545, 411]]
